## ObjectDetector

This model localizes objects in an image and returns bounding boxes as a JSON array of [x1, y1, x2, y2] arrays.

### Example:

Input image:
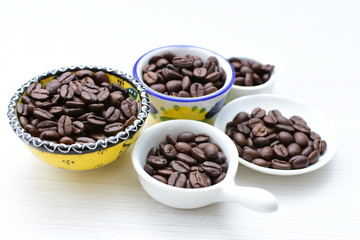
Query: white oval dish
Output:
[[214, 94, 337, 176]]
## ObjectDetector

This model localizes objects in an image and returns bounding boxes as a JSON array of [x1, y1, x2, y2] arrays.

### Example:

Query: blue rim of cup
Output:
[[7, 65, 151, 154], [133, 45, 235, 103]]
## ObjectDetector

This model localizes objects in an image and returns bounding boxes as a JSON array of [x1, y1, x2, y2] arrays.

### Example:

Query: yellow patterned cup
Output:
[[8, 66, 150, 170], [133, 45, 235, 123]]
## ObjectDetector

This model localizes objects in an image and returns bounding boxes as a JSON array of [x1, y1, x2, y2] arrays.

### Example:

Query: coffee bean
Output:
[[59, 136, 75, 144], [57, 115, 73, 136], [33, 108, 54, 120], [242, 147, 261, 161], [170, 160, 190, 173], [162, 144, 177, 159], [308, 150, 320, 164], [259, 146, 274, 160], [194, 133, 210, 143], [173, 57, 193, 68], [252, 124, 268, 137], [273, 144, 289, 159], [40, 130, 61, 141], [168, 172, 187, 188], [252, 158, 271, 168], [153, 175, 168, 184], [203, 143, 219, 159], [294, 132, 309, 148], [202, 161, 222, 177], [166, 80, 182, 92], [104, 122, 124, 136], [190, 83, 205, 97], [189, 171, 209, 188], [175, 142, 192, 154], [59, 72, 76, 84], [278, 131, 294, 146], [233, 132, 247, 147], [147, 155, 168, 168], [289, 155, 309, 169], [177, 132, 195, 142], [271, 159, 291, 170], [287, 143, 302, 157]]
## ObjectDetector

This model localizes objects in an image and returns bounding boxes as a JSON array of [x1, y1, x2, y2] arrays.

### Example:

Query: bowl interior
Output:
[[132, 119, 239, 190], [214, 94, 337, 176], [8, 65, 150, 154], [133, 45, 235, 103]]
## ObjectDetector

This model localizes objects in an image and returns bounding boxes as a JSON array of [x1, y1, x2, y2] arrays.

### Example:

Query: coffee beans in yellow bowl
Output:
[[8, 65, 150, 170]]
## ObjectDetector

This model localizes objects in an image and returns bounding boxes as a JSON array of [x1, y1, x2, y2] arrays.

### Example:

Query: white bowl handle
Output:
[[222, 183, 279, 213]]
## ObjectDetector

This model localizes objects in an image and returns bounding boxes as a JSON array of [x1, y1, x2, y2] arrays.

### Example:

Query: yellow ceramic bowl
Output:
[[7, 65, 150, 170]]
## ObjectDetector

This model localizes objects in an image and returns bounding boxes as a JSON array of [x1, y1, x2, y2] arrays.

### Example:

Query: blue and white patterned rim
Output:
[[7, 65, 150, 154]]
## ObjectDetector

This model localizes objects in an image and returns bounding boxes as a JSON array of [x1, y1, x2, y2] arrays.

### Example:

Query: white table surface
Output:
[[1, 0, 359, 239]]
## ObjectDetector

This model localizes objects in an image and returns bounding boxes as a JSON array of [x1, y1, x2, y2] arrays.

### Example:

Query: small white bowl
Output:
[[131, 120, 278, 212], [214, 94, 337, 176], [225, 57, 276, 103]]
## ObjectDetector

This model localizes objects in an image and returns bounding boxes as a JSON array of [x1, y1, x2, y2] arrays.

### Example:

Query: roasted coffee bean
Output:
[[157, 168, 174, 178], [203, 143, 219, 159], [289, 155, 309, 169], [191, 147, 207, 162], [72, 121, 84, 135], [109, 91, 125, 107], [76, 136, 96, 144], [121, 97, 137, 118], [144, 163, 155, 175], [193, 67, 207, 78], [30, 89, 49, 100], [104, 122, 124, 135], [40, 130, 61, 141], [166, 80, 182, 92], [176, 153, 197, 166], [294, 132, 309, 148], [33, 108, 54, 120], [308, 150, 320, 164], [202, 161, 222, 177], [278, 131, 294, 146], [253, 137, 270, 147], [263, 115, 278, 126], [189, 171, 209, 188], [24, 124, 38, 136], [173, 57, 193, 68], [190, 83, 205, 97], [177, 132, 195, 142], [194, 133, 210, 143], [59, 136, 75, 144], [288, 143, 302, 157], [97, 87, 110, 102], [293, 123, 311, 134], [57, 115, 73, 136], [170, 160, 190, 173], [301, 146, 313, 157], [153, 175, 168, 184], [248, 118, 263, 128], [147, 155, 168, 168], [273, 144, 289, 159], [271, 159, 291, 170], [275, 124, 295, 133], [63, 107, 84, 117], [105, 107, 121, 123], [236, 124, 251, 136], [259, 146, 274, 160], [87, 115, 106, 127], [242, 146, 261, 161], [233, 132, 247, 147], [59, 85, 74, 100], [252, 158, 271, 168], [252, 124, 268, 137], [168, 172, 187, 188], [162, 144, 177, 159], [45, 80, 61, 95], [175, 142, 192, 154]]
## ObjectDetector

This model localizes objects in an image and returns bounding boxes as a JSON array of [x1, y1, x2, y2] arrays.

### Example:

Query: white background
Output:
[[0, 0, 359, 239]]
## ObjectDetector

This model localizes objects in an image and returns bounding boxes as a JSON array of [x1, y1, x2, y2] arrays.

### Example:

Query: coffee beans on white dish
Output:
[[225, 108, 327, 170]]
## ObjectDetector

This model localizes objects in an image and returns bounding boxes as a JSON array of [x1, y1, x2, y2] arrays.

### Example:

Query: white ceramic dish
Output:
[[214, 94, 337, 176], [132, 120, 278, 212]]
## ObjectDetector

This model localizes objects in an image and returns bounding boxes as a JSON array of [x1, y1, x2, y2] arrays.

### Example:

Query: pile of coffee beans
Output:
[[144, 132, 228, 188], [225, 108, 327, 170], [17, 69, 138, 144], [228, 58, 274, 86], [142, 51, 226, 97]]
